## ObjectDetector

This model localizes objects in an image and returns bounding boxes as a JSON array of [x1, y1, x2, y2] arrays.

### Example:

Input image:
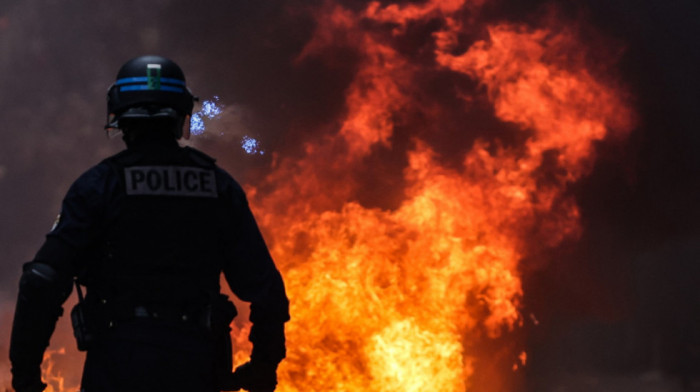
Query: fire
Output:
[[242, 1, 633, 391], [31, 1, 634, 391], [41, 348, 71, 392]]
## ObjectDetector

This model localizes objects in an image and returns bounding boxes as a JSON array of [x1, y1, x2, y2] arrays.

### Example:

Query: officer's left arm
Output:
[[223, 202, 290, 365], [9, 165, 111, 392], [220, 179, 290, 372]]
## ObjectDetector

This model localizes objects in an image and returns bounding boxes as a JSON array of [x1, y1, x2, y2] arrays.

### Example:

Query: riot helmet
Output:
[[106, 55, 197, 138]]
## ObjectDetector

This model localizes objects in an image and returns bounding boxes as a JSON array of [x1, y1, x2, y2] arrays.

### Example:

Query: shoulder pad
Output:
[[184, 147, 217, 167]]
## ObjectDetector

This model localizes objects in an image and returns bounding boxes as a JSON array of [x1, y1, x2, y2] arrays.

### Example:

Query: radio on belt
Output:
[[124, 166, 217, 197]]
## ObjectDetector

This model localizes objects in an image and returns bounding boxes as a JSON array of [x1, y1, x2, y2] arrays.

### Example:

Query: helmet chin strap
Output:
[[106, 127, 123, 139]]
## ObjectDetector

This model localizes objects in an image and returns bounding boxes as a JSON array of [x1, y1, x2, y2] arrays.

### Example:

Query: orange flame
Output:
[[41, 348, 72, 392], [34, 2, 634, 391], [242, 1, 634, 391]]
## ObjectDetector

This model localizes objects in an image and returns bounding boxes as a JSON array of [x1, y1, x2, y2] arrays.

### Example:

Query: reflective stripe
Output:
[[120, 84, 185, 93], [116, 77, 186, 86], [116, 76, 148, 85]]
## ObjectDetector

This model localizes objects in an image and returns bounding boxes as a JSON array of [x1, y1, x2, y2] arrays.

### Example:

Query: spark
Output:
[[241, 135, 264, 155], [190, 113, 205, 135], [201, 96, 223, 118], [189, 96, 223, 135]]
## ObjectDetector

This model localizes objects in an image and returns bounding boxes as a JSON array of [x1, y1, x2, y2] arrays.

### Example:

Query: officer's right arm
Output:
[[10, 262, 72, 392], [9, 165, 111, 392]]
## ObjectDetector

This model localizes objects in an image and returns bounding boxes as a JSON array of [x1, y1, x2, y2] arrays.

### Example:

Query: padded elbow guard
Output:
[[10, 262, 72, 374], [17, 262, 72, 310]]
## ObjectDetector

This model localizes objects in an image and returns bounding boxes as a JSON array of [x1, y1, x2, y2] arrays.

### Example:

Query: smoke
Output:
[[0, 0, 698, 390]]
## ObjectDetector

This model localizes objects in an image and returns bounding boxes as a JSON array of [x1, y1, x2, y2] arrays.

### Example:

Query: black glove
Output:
[[227, 360, 278, 392], [11, 367, 46, 392]]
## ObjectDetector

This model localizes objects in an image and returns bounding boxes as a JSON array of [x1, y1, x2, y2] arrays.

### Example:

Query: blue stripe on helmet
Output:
[[159, 85, 186, 92], [160, 77, 186, 86], [116, 77, 186, 86], [120, 84, 185, 93], [120, 85, 150, 91], [116, 77, 148, 86]]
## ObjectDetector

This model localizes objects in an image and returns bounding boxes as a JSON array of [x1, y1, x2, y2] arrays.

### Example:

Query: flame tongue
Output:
[[251, 1, 634, 391]]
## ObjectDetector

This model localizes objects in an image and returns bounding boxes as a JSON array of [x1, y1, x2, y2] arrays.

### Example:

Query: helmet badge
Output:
[[147, 64, 162, 90]]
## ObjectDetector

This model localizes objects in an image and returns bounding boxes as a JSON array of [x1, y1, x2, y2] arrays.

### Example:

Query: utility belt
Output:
[[71, 280, 237, 352], [108, 303, 213, 326]]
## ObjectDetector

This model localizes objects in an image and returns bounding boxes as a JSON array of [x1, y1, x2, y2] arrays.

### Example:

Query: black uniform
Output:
[[10, 138, 289, 392]]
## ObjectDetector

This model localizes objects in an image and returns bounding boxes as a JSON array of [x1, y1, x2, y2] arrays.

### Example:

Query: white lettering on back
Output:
[[124, 166, 217, 197]]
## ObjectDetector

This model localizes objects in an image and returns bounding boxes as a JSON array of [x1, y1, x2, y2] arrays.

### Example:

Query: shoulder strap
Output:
[[75, 278, 85, 302]]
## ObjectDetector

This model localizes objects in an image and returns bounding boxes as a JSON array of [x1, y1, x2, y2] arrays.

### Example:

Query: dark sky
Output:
[[0, 0, 698, 390]]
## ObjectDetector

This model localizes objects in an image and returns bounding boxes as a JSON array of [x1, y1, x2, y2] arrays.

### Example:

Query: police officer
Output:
[[9, 55, 290, 392]]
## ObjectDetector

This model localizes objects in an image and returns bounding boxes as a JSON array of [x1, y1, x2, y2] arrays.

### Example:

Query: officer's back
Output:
[[78, 124, 233, 391]]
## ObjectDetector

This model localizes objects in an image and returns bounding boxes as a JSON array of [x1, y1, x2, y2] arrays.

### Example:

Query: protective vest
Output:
[[83, 143, 229, 323]]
